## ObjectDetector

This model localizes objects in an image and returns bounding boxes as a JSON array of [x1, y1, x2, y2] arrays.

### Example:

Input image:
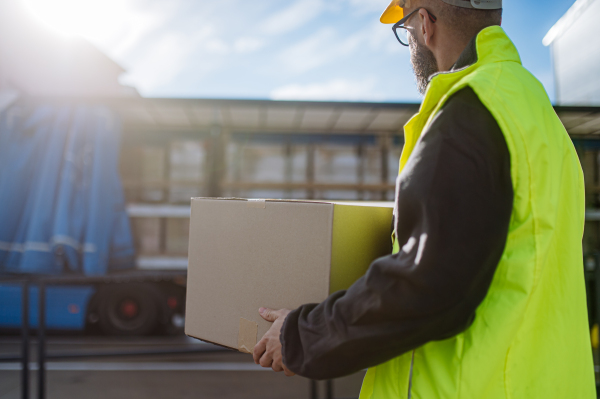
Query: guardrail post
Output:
[[207, 125, 225, 198], [357, 143, 365, 201], [326, 380, 333, 399], [310, 380, 317, 399], [37, 282, 46, 399], [21, 280, 29, 399], [380, 133, 390, 201], [284, 141, 293, 199], [306, 144, 315, 200]]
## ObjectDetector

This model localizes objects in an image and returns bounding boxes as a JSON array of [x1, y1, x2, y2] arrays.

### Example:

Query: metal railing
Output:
[[0, 273, 339, 399]]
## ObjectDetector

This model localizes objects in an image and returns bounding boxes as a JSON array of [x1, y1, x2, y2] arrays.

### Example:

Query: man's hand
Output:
[[253, 307, 295, 377]]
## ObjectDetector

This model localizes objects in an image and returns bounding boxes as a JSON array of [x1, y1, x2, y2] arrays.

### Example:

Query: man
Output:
[[254, 0, 596, 397]]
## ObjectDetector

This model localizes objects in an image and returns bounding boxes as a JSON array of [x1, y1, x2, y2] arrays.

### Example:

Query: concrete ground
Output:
[[0, 335, 365, 399]]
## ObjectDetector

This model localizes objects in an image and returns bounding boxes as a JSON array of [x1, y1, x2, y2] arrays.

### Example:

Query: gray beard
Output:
[[409, 34, 439, 96]]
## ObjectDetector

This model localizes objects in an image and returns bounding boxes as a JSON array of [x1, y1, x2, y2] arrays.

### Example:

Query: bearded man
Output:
[[254, 0, 596, 397]]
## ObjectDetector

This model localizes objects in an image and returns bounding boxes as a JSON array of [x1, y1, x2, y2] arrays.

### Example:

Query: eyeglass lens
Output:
[[394, 27, 410, 46]]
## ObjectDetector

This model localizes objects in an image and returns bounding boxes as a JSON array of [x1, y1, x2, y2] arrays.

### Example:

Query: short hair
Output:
[[424, 0, 503, 42]]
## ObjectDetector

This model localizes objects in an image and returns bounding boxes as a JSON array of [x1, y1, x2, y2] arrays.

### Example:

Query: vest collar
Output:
[[399, 26, 521, 172], [424, 26, 521, 113]]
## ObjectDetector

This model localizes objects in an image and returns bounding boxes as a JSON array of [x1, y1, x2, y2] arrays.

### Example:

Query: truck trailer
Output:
[[0, 96, 412, 335]]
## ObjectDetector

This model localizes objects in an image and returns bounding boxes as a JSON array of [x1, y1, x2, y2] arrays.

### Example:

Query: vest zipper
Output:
[[407, 349, 415, 399]]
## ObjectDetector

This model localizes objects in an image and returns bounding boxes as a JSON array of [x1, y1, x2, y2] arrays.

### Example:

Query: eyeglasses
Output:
[[392, 8, 437, 47]]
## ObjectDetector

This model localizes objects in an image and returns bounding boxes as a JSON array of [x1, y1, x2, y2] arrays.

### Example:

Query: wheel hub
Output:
[[119, 299, 139, 319]]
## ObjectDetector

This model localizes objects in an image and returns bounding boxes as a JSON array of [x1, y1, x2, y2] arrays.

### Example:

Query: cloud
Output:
[[205, 37, 230, 55], [89, 0, 180, 60], [109, 1, 275, 93], [277, 21, 402, 75], [277, 28, 338, 73], [67, 0, 417, 99], [234, 37, 265, 53], [120, 33, 192, 92], [261, 0, 325, 35], [120, 27, 213, 93], [341, 0, 389, 14], [270, 78, 385, 101]]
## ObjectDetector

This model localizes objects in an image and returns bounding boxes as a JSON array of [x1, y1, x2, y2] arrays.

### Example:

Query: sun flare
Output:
[[23, 0, 131, 44]]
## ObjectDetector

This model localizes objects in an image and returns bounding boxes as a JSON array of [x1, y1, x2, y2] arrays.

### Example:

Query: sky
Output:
[[23, 0, 576, 103]]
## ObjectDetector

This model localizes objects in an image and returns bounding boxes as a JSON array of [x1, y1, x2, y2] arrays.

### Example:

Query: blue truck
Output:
[[0, 101, 187, 335]]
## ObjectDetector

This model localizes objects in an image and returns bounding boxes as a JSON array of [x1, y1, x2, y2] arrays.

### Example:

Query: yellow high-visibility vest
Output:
[[362, 26, 595, 399]]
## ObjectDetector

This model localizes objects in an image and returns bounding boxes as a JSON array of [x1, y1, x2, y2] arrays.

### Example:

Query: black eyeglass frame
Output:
[[392, 8, 437, 47]]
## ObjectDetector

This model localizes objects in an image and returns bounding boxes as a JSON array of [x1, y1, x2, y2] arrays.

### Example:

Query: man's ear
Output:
[[418, 8, 435, 46]]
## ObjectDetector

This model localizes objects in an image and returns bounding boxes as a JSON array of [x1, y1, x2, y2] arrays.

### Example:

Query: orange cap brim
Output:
[[380, 0, 404, 24]]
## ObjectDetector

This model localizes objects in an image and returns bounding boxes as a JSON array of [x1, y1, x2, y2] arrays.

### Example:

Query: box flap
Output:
[[330, 204, 393, 293]]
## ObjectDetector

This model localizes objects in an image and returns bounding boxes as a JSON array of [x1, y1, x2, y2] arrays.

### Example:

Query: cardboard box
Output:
[[185, 198, 393, 353]]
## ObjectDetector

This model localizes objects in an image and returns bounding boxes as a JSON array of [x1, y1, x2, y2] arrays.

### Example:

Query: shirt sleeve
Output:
[[280, 87, 514, 380]]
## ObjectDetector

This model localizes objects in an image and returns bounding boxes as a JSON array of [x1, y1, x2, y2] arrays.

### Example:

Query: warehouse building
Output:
[[544, 0, 600, 105]]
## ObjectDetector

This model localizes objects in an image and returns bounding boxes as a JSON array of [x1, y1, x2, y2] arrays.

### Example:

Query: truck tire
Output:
[[97, 284, 161, 336]]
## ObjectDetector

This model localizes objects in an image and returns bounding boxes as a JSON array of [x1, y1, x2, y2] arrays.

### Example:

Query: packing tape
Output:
[[247, 199, 266, 209], [238, 318, 258, 354]]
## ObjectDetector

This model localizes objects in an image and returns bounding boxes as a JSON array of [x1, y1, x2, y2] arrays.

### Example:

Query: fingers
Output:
[[271, 360, 295, 376], [259, 307, 279, 322], [283, 364, 296, 377], [252, 338, 266, 364], [269, 351, 295, 376], [272, 362, 283, 372], [259, 349, 273, 367], [271, 353, 284, 373]]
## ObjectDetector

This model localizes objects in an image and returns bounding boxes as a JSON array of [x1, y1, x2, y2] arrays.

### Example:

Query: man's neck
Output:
[[432, 35, 475, 72], [451, 35, 479, 70]]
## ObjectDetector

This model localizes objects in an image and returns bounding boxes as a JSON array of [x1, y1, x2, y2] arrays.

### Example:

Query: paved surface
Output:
[[0, 335, 365, 399]]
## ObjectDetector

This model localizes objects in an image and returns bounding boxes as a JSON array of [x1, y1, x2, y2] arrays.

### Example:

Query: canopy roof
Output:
[[23, 97, 600, 138]]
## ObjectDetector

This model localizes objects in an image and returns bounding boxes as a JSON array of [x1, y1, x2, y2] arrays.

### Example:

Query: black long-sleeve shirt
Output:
[[280, 86, 514, 380]]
